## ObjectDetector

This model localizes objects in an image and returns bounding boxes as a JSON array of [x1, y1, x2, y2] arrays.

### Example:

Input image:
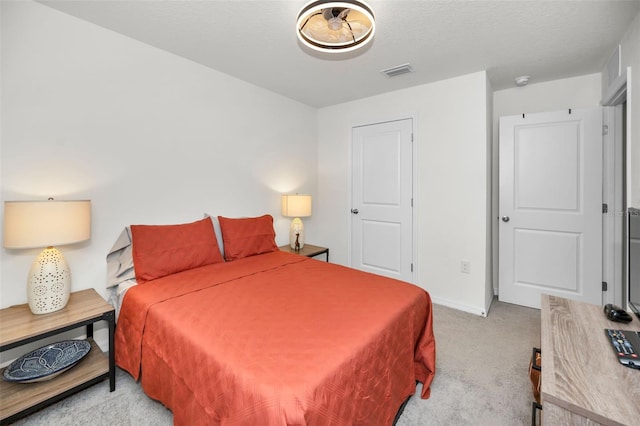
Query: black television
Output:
[[629, 207, 640, 320]]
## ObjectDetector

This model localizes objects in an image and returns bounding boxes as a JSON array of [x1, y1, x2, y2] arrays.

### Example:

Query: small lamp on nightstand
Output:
[[3, 199, 91, 314], [281, 194, 312, 250]]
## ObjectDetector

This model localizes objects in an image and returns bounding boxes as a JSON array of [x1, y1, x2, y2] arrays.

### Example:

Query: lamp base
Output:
[[289, 218, 305, 250], [27, 247, 71, 314]]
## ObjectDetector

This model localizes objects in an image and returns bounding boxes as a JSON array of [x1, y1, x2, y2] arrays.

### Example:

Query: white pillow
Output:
[[204, 213, 225, 257], [106, 227, 136, 288]]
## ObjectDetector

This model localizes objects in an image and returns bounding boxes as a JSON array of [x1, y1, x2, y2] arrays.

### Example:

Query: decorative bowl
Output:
[[2, 340, 91, 383]]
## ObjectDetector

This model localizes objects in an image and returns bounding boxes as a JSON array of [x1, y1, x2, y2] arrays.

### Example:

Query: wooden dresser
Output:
[[540, 295, 640, 425]]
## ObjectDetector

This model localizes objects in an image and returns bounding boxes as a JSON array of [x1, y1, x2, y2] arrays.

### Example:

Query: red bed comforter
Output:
[[115, 251, 435, 425]]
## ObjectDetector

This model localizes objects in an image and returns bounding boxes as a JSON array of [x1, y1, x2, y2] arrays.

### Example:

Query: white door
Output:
[[499, 108, 603, 309], [351, 119, 414, 282]]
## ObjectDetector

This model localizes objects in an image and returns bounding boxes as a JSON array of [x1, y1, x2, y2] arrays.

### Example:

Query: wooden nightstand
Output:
[[279, 244, 329, 261], [0, 288, 115, 424]]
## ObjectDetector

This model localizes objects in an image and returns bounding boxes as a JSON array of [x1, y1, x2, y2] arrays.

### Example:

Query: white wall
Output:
[[602, 10, 640, 208], [494, 73, 602, 119], [491, 73, 603, 294], [317, 71, 492, 316], [0, 0, 318, 316], [619, 12, 640, 208]]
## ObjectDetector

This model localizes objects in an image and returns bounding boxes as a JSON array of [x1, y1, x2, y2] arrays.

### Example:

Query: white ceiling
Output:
[[38, 0, 640, 108]]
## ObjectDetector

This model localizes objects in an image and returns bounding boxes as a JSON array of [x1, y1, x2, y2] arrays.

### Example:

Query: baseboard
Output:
[[430, 296, 488, 317]]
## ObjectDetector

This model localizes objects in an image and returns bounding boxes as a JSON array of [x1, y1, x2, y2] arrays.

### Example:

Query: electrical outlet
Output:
[[461, 260, 470, 274]]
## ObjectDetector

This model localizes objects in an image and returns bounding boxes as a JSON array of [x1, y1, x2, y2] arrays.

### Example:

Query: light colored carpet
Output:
[[11, 299, 540, 426], [396, 300, 541, 425]]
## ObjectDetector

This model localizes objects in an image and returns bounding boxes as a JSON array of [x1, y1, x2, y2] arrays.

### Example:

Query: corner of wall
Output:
[[485, 73, 494, 315]]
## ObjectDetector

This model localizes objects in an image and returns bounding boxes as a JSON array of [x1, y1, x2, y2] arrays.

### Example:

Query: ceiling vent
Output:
[[381, 63, 414, 78]]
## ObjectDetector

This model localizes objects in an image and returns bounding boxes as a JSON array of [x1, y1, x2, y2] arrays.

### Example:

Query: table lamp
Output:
[[3, 199, 91, 314], [281, 194, 312, 250]]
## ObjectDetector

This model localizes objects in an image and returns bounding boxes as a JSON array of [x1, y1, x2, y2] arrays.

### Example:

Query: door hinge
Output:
[[411, 198, 413, 207], [603, 125, 609, 136], [602, 281, 608, 291], [411, 263, 414, 272], [603, 203, 609, 214], [411, 133, 414, 142]]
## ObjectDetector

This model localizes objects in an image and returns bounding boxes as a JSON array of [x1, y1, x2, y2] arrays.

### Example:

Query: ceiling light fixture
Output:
[[296, 0, 375, 53], [514, 75, 530, 86]]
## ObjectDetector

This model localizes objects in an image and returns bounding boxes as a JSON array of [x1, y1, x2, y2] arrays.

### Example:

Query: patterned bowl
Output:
[[2, 340, 91, 383]]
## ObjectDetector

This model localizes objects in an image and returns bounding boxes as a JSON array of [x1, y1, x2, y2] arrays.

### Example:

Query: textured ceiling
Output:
[[38, 0, 640, 108]]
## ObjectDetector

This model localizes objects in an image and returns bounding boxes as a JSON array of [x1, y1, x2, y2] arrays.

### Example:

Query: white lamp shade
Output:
[[4, 199, 91, 314], [4, 200, 91, 249], [281, 194, 312, 218]]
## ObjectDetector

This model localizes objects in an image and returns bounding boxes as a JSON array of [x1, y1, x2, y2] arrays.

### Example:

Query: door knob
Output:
[[351, 209, 359, 214], [501, 216, 510, 222]]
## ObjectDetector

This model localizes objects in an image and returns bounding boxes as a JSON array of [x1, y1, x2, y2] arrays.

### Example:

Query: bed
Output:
[[109, 215, 436, 425]]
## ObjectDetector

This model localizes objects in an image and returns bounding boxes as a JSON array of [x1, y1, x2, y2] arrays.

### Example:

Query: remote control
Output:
[[605, 329, 640, 369]]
